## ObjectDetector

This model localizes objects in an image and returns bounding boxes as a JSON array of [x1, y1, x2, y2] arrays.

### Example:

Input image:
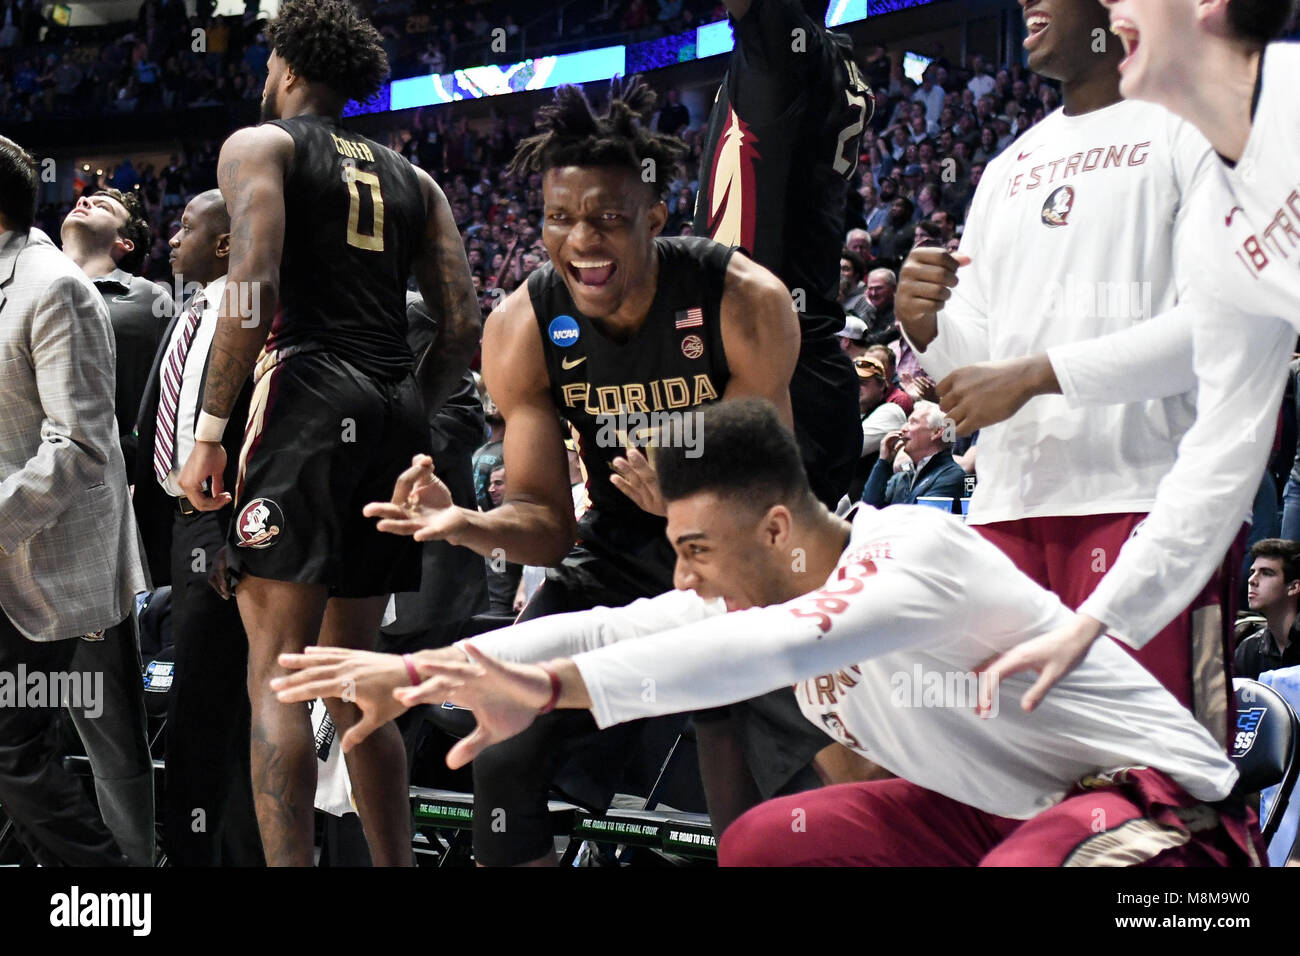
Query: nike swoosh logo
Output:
[[1226, 206, 1244, 226], [561, 355, 587, 370], [1018, 149, 1035, 161]]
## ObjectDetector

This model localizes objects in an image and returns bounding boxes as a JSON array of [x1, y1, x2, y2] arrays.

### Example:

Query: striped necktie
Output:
[[153, 294, 204, 485]]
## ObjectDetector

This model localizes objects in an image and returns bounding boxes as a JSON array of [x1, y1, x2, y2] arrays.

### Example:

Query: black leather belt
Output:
[[176, 496, 197, 516]]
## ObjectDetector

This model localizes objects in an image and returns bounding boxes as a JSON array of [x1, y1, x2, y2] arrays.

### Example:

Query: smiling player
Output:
[[934, 0, 1300, 711], [361, 77, 840, 866]]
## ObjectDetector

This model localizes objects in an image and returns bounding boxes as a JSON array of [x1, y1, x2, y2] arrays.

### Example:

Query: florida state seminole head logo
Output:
[[235, 497, 283, 549], [1041, 185, 1075, 228]]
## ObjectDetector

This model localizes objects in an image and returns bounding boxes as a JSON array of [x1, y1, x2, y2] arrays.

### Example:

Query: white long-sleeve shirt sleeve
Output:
[[458, 589, 725, 664], [1047, 302, 1199, 406], [573, 544, 966, 728], [1079, 311, 1294, 646]]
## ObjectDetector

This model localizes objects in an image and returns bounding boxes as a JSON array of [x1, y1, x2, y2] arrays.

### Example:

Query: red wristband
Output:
[[402, 653, 420, 686], [537, 663, 562, 715]]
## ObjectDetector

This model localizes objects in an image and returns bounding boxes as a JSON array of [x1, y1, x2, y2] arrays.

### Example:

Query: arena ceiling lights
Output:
[[347, 0, 935, 117]]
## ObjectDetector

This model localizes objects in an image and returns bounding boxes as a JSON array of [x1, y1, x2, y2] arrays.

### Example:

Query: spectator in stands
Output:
[[930, 208, 955, 245], [656, 86, 690, 135], [867, 177, 896, 235], [862, 267, 898, 344], [482, 464, 524, 616], [856, 356, 907, 461], [967, 53, 995, 98], [837, 315, 870, 360], [866, 342, 912, 416], [845, 227, 872, 264], [912, 65, 944, 129], [862, 400, 966, 509], [912, 219, 943, 249], [839, 247, 870, 318], [875, 196, 916, 262], [1236, 539, 1300, 680]]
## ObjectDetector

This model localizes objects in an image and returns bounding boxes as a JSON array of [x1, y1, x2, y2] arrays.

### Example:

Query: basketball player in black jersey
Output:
[[177, 0, 480, 866], [359, 79, 836, 865], [696, 0, 870, 508]]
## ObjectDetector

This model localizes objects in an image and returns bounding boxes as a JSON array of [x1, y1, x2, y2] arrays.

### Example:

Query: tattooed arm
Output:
[[410, 164, 482, 417], [178, 124, 292, 511]]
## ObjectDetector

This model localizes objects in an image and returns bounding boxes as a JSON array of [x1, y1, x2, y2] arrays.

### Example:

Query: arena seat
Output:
[[1230, 678, 1298, 849]]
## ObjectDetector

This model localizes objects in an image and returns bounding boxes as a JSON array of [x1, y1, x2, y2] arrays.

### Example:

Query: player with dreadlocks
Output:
[[177, 0, 480, 865], [360, 76, 834, 866]]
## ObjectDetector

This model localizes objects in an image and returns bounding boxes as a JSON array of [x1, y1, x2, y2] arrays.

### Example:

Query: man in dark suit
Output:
[[60, 186, 166, 866], [862, 400, 966, 510], [131, 189, 262, 865]]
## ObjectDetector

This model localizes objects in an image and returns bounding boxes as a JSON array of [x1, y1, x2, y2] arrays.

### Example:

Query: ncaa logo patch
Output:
[[1232, 707, 1267, 759], [548, 315, 581, 348], [681, 334, 704, 359], [1041, 185, 1075, 227], [235, 497, 283, 549]]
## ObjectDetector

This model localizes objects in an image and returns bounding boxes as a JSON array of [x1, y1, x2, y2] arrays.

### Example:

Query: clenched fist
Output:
[[895, 247, 972, 350]]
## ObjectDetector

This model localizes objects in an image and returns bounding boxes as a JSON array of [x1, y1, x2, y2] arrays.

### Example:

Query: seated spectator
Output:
[[837, 315, 870, 360], [862, 401, 967, 510], [863, 267, 899, 345], [865, 343, 913, 417], [839, 248, 870, 318], [1236, 539, 1300, 680], [845, 227, 872, 264], [854, 354, 907, 481]]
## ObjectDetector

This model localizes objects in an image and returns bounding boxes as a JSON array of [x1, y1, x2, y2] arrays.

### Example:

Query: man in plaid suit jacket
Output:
[[0, 136, 148, 865]]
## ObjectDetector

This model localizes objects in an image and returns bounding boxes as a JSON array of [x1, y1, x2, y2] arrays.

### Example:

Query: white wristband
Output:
[[194, 412, 229, 443]]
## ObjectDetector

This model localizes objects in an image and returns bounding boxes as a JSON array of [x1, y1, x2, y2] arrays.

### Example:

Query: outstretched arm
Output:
[[975, 310, 1294, 713], [364, 287, 577, 566]]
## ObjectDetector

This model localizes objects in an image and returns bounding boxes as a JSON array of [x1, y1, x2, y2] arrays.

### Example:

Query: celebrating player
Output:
[[932, 0, 1299, 710], [274, 399, 1264, 867], [177, 0, 481, 866], [894, 0, 1258, 743], [361, 79, 849, 865]]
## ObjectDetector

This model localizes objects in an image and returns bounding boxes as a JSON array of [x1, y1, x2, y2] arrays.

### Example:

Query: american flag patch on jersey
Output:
[[675, 307, 704, 329]]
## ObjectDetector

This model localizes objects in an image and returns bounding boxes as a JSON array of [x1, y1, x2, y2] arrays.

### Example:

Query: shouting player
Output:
[[362, 80, 839, 865], [178, 0, 480, 866], [274, 400, 1264, 867], [894, 0, 1280, 743], [934, 0, 1299, 708]]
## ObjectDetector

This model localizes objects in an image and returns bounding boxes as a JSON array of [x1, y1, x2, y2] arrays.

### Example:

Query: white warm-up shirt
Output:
[[905, 100, 1216, 524], [464, 506, 1238, 821], [1191, 43, 1300, 326], [1033, 45, 1300, 646]]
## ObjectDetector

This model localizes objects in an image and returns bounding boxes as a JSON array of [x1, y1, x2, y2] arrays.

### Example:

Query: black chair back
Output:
[[1231, 678, 1299, 844]]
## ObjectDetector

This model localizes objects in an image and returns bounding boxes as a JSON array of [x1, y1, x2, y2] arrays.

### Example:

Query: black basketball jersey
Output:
[[264, 115, 426, 378], [527, 237, 734, 530], [695, 0, 871, 338]]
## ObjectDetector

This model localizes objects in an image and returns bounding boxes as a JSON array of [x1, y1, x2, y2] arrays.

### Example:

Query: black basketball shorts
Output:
[[227, 348, 425, 598]]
